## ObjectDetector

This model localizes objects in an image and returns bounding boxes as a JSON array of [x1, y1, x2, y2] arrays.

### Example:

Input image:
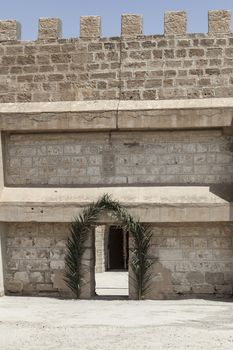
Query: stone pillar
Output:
[[95, 225, 106, 273], [38, 18, 62, 40], [0, 132, 4, 189], [80, 228, 95, 298], [0, 224, 7, 297], [0, 20, 21, 41], [80, 16, 101, 38], [164, 11, 187, 35], [121, 14, 143, 37], [128, 234, 137, 300], [208, 10, 231, 34], [0, 131, 5, 296]]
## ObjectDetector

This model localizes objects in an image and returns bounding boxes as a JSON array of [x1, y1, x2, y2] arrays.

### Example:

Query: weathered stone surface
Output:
[[6, 280, 23, 293], [186, 271, 204, 284], [192, 284, 215, 294], [0, 20, 21, 41], [205, 272, 224, 285], [5, 223, 70, 296], [121, 14, 143, 37], [208, 10, 231, 34], [0, 185, 230, 224], [0, 225, 6, 296], [38, 18, 62, 40], [4, 222, 233, 298], [1, 10, 233, 301], [95, 226, 106, 273], [80, 16, 101, 38], [1, 23, 233, 101], [4, 130, 233, 186], [14, 271, 29, 283], [164, 11, 187, 35]]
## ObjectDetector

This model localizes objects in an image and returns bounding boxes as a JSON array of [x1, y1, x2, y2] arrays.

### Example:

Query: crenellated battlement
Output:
[[0, 10, 232, 41], [0, 10, 233, 103]]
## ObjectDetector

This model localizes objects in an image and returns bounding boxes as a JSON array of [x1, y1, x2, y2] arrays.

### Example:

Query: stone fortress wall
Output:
[[0, 10, 233, 298], [0, 11, 233, 103]]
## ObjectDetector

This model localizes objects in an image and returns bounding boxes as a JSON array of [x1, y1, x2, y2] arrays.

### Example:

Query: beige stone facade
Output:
[[3, 222, 233, 298], [0, 10, 233, 299]]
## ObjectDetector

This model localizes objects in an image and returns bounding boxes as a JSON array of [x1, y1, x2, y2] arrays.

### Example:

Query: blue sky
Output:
[[1, 0, 233, 40]]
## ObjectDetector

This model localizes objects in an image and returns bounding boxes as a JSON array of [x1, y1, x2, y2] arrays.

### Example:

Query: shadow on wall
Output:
[[209, 184, 233, 222], [210, 184, 233, 202]]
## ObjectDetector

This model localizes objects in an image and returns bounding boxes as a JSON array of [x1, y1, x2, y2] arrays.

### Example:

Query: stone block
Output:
[[205, 272, 224, 285], [215, 285, 232, 295], [158, 248, 183, 261], [6, 280, 23, 293], [50, 260, 65, 270], [164, 11, 187, 35], [38, 18, 62, 40], [14, 271, 29, 283], [80, 16, 101, 38], [36, 283, 54, 291], [180, 237, 193, 248], [0, 20, 21, 41], [34, 238, 51, 248], [82, 248, 94, 260], [208, 10, 231, 34], [79, 281, 95, 299], [193, 238, 207, 249], [173, 285, 191, 294], [186, 271, 204, 284], [51, 269, 69, 291], [207, 238, 232, 249], [29, 272, 44, 283], [121, 14, 143, 37], [192, 284, 214, 294], [224, 272, 233, 285]]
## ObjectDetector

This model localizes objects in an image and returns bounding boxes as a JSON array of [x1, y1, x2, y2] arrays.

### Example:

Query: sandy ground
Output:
[[0, 297, 233, 349]]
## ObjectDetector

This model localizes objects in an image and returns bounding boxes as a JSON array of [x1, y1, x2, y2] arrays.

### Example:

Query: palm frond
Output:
[[64, 193, 154, 299]]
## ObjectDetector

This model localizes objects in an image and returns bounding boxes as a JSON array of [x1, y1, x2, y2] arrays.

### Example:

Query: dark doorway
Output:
[[108, 226, 128, 270]]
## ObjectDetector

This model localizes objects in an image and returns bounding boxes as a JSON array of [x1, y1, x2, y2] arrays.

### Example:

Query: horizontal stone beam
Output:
[[0, 98, 233, 131], [0, 202, 230, 223], [0, 186, 231, 223], [0, 98, 233, 114]]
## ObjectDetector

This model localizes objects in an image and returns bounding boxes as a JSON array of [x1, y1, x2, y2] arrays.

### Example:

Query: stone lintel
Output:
[[0, 202, 230, 223], [0, 187, 230, 223], [38, 18, 62, 40], [208, 10, 231, 34], [0, 98, 233, 114], [80, 16, 101, 38], [121, 14, 143, 37], [164, 11, 187, 35], [0, 20, 21, 41], [0, 98, 233, 131]]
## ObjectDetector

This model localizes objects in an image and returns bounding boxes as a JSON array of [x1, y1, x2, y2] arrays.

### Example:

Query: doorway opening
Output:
[[95, 225, 129, 298], [108, 226, 129, 271]]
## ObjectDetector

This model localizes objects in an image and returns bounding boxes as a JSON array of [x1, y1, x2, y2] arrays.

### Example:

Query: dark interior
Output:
[[108, 226, 128, 270]]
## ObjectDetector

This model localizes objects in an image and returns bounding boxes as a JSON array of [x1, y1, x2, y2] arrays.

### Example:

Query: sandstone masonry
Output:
[[0, 10, 233, 299]]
